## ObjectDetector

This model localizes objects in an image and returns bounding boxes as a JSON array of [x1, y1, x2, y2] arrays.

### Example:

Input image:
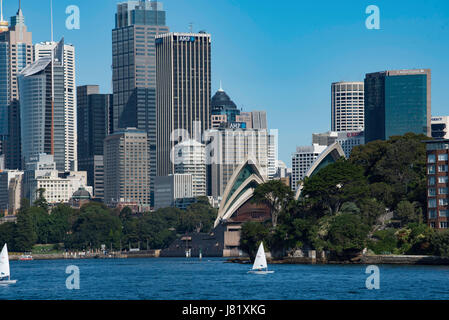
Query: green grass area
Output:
[[31, 244, 64, 255]]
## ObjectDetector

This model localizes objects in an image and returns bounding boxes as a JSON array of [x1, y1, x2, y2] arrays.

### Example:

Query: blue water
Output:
[[1, 258, 449, 300]]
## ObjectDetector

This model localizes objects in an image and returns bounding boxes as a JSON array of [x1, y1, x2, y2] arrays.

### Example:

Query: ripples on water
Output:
[[1, 258, 449, 300]]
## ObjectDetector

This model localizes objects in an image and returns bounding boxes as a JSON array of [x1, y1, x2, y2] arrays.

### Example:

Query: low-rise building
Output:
[[23, 153, 92, 205], [154, 174, 193, 210]]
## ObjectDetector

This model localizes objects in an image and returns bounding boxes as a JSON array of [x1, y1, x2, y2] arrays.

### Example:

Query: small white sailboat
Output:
[[248, 242, 274, 274], [0, 244, 17, 285]]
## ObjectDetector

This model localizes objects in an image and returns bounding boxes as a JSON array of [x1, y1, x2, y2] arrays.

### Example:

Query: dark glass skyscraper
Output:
[[364, 69, 431, 143], [112, 0, 169, 206], [77, 85, 112, 201]]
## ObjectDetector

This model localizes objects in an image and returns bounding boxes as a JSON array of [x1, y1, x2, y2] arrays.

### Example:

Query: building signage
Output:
[[178, 36, 195, 42], [229, 122, 246, 129], [346, 131, 364, 138]]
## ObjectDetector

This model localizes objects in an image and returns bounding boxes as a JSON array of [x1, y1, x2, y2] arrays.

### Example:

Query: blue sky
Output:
[[4, 0, 449, 165]]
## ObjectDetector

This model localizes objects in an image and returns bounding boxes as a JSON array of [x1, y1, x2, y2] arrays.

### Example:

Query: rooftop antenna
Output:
[[189, 22, 193, 33], [218, 80, 223, 92], [1, 0, 4, 22], [50, 0, 55, 155]]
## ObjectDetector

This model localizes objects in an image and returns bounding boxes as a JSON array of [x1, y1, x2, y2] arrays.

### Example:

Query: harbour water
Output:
[[1, 258, 449, 300]]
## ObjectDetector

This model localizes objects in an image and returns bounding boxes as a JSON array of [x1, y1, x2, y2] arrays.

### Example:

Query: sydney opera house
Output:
[[162, 142, 345, 257]]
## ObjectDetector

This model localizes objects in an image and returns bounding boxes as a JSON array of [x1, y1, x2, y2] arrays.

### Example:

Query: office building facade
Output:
[[22, 153, 91, 205], [173, 140, 206, 197], [35, 40, 77, 171], [154, 174, 193, 210], [104, 128, 150, 210], [331, 81, 364, 132], [291, 144, 328, 192], [77, 85, 112, 200], [0, 169, 23, 215], [426, 139, 449, 229], [0, 5, 33, 169], [113, 1, 169, 206], [206, 128, 268, 198], [156, 32, 211, 177], [365, 69, 431, 143], [18, 46, 66, 171]]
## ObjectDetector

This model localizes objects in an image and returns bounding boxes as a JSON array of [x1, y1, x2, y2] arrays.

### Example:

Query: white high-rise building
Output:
[[331, 81, 364, 132], [267, 131, 278, 180], [291, 144, 327, 192], [174, 140, 206, 197], [34, 40, 77, 171]]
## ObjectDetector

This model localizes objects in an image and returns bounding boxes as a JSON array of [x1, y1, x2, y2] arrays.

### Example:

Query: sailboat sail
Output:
[[252, 242, 267, 270], [0, 244, 10, 278]]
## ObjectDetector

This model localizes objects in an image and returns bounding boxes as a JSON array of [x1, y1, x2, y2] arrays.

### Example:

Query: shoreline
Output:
[[8, 252, 449, 265], [227, 254, 449, 266], [9, 250, 161, 261]]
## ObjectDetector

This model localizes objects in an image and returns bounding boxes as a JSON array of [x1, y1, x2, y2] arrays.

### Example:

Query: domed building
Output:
[[70, 187, 92, 208], [211, 84, 240, 127]]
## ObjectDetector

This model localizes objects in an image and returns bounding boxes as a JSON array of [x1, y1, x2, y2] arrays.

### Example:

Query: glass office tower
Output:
[[365, 69, 431, 143], [112, 0, 169, 206]]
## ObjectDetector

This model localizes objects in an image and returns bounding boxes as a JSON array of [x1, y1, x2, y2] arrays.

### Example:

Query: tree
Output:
[[395, 200, 423, 225], [301, 159, 368, 216], [252, 180, 294, 228], [0, 222, 17, 251], [119, 206, 133, 222], [326, 213, 370, 255], [66, 202, 122, 250], [430, 230, 449, 257], [240, 221, 270, 261], [15, 206, 38, 252], [48, 204, 74, 243], [34, 188, 49, 211]]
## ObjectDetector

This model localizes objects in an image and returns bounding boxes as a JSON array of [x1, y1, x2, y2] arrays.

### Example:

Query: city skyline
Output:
[[1, 0, 449, 164]]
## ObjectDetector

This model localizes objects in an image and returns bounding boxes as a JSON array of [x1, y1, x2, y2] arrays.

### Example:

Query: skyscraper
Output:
[[77, 85, 112, 200], [18, 40, 66, 171], [0, 2, 33, 169], [156, 32, 211, 177], [104, 128, 150, 210], [34, 40, 77, 171], [112, 0, 169, 205], [331, 81, 364, 132], [364, 69, 431, 143]]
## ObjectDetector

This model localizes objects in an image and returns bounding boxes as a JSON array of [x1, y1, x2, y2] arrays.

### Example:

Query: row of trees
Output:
[[241, 133, 448, 260], [0, 196, 217, 252]]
